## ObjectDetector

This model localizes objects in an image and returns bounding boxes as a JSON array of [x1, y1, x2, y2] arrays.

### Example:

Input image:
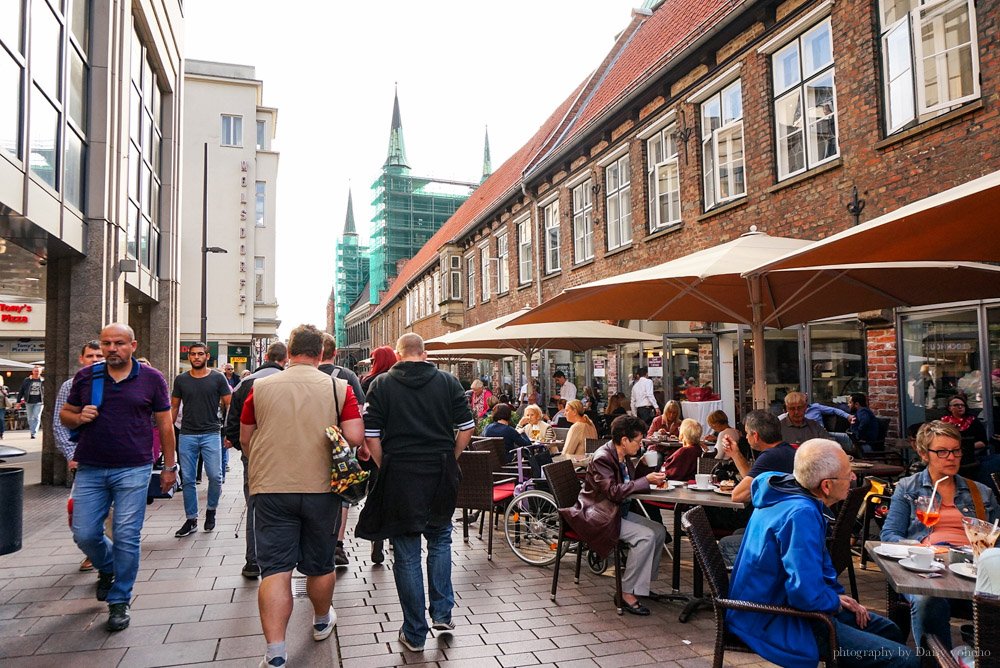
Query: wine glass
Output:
[[963, 517, 1000, 562], [915, 495, 941, 529]]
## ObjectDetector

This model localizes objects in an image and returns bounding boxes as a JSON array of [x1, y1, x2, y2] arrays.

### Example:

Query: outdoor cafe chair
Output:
[[543, 459, 625, 615], [456, 450, 514, 561], [827, 479, 872, 600], [680, 506, 840, 667]]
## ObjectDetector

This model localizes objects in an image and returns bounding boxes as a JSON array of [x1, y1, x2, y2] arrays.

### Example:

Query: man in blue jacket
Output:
[[728, 439, 918, 667]]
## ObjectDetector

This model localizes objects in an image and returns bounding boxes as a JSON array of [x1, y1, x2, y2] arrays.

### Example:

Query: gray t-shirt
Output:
[[172, 371, 232, 434]]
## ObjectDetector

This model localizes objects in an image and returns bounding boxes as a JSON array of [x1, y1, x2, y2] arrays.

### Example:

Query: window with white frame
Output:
[[424, 276, 433, 314], [543, 200, 560, 273], [701, 80, 745, 209], [256, 120, 266, 150], [466, 254, 476, 308], [480, 245, 491, 301], [517, 219, 532, 284], [434, 271, 441, 310], [605, 155, 632, 249], [221, 114, 242, 147], [496, 231, 509, 294], [254, 256, 265, 303], [449, 255, 462, 300], [572, 181, 594, 262], [255, 181, 266, 226], [405, 291, 412, 325], [773, 19, 839, 180], [646, 126, 681, 231], [879, 0, 980, 134]]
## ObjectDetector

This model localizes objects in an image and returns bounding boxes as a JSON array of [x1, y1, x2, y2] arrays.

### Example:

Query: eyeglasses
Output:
[[927, 448, 963, 459], [949, 403, 965, 408]]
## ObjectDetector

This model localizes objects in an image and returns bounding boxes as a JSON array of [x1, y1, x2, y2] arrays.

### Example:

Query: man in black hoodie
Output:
[[223, 341, 287, 579], [357, 333, 475, 653]]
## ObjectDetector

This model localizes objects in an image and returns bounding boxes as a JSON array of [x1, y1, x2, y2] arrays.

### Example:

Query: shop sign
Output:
[[530, 361, 539, 378], [925, 341, 975, 353], [229, 357, 248, 364], [648, 354, 663, 377], [228, 345, 250, 357], [0, 301, 44, 329], [179, 340, 220, 362], [3, 339, 45, 354], [593, 359, 606, 377]]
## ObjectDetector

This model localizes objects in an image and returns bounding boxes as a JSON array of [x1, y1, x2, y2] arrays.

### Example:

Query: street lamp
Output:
[[199, 142, 228, 345]]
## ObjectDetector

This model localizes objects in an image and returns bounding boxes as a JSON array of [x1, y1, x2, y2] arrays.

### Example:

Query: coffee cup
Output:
[[642, 450, 659, 467], [695, 473, 712, 488], [908, 546, 935, 569]]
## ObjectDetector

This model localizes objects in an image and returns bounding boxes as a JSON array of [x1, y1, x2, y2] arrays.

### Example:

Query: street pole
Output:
[[200, 143, 210, 344]]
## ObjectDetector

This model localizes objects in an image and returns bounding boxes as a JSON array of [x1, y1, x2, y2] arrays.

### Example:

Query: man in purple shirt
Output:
[[60, 323, 177, 632]]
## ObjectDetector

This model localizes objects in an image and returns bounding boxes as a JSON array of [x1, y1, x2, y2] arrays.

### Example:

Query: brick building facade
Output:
[[368, 0, 1000, 433]]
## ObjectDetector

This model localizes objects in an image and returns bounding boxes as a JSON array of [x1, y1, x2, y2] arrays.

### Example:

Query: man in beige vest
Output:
[[239, 324, 363, 668]]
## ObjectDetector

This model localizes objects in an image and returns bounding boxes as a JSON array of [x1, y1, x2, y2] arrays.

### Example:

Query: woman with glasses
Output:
[[881, 421, 1000, 650], [942, 395, 988, 458]]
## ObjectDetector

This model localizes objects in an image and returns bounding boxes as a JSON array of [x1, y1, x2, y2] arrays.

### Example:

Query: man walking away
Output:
[[318, 333, 365, 567], [60, 323, 177, 632], [53, 340, 104, 572], [630, 366, 657, 427], [240, 324, 363, 668], [224, 341, 287, 579], [18, 365, 44, 438], [172, 342, 231, 537], [357, 333, 475, 652]]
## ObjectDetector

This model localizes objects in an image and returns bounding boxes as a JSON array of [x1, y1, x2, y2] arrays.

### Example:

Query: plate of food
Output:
[[949, 562, 977, 579], [714, 480, 736, 495]]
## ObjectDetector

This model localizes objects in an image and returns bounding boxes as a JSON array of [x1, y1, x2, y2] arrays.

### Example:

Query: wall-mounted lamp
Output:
[[672, 109, 694, 165], [846, 186, 867, 226]]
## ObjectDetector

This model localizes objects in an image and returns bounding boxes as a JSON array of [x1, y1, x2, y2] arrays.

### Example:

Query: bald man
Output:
[[61, 323, 177, 632]]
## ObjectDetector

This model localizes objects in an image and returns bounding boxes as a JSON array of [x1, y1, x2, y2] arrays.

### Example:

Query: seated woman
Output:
[[516, 404, 553, 443], [942, 394, 988, 456], [660, 419, 707, 481], [483, 403, 532, 464], [561, 400, 598, 460], [551, 398, 569, 427], [647, 400, 682, 438], [469, 379, 493, 419], [881, 420, 1000, 649], [561, 415, 667, 615]]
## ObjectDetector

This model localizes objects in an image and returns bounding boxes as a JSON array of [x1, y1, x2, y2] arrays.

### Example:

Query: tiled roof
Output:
[[373, 0, 747, 315]]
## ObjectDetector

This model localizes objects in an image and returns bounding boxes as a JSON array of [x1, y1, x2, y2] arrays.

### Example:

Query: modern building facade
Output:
[[332, 189, 368, 349], [180, 60, 279, 372], [366, 90, 477, 302], [369, 0, 1000, 438], [1, 0, 184, 484]]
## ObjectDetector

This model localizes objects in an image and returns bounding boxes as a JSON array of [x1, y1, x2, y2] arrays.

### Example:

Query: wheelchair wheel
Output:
[[587, 549, 608, 574], [503, 490, 562, 566]]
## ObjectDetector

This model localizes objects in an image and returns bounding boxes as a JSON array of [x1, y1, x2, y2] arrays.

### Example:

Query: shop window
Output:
[[808, 322, 866, 402]]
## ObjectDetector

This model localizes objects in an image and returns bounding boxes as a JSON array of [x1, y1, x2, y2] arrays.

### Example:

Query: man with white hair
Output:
[[727, 439, 917, 667]]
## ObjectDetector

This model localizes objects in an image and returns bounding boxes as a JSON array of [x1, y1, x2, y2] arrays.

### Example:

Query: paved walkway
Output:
[[0, 430, 912, 666]]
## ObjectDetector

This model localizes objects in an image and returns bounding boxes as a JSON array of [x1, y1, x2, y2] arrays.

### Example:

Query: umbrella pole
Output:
[[749, 275, 768, 410]]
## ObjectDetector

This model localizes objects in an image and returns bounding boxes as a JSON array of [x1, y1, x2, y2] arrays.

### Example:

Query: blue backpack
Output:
[[68, 362, 106, 443]]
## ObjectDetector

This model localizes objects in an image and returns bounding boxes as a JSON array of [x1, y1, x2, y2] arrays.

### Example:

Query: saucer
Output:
[[713, 487, 733, 495], [898, 557, 944, 573], [949, 562, 977, 580], [687, 484, 715, 491], [872, 544, 910, 560]]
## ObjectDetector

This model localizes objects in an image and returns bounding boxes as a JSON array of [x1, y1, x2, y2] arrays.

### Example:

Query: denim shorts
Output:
[[251, 493, 342, 578]]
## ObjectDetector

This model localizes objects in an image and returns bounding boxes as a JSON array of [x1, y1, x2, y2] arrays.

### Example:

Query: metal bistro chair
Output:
[[827, 480, 871, 601], [455, 450, 514, 561], [680, 506, 839, 667], [584, 437, 603, 454], [543, 459, 625, 615]]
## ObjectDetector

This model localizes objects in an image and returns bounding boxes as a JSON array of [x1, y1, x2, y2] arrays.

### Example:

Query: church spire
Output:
[[342, 188, 356, 236], [384, 84, 410, 172], [481, 125, 492, 183]]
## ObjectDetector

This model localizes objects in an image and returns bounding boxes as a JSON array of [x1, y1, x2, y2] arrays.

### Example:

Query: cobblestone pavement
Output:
[[0, 431, 914, 666]]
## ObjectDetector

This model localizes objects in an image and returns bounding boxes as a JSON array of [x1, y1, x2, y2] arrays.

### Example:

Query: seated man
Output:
[[780, 391, 833, 446], [847, 393, 880, 450], [728, 439, 918, 668]]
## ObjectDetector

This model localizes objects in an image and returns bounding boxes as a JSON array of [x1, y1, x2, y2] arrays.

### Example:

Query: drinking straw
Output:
[[929, 476, 944, 508]]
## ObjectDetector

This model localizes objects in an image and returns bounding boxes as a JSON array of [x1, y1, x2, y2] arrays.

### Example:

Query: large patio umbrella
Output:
[[0, 357, 35, 372], [755, 169, 1000, 269], [510, 229, 1000, 408]]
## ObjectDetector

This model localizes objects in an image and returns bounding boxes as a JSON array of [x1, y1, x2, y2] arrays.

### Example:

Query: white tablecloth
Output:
[[681, 400, 724, 434]]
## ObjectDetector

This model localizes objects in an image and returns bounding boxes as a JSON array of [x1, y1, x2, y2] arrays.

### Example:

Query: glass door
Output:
[[663, 335, 719, 402]]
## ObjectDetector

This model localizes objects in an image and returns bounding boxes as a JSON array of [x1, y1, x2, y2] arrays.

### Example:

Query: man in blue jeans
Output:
[[171, 342, 231, 537], [728, 439, 918, 667], [17, 365, 44, 438], [60, 323, 177, 632], [357, 333, 475, 652]]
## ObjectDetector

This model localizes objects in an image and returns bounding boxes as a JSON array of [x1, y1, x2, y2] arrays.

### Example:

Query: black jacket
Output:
[[318, 363, 365, 405], [223, 362, 283, 449], [356, 361, 475, 539]]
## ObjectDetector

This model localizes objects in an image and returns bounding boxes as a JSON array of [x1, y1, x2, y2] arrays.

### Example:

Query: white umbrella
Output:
[[512, 229, 1000, 408], [0, 358, 36, 372]]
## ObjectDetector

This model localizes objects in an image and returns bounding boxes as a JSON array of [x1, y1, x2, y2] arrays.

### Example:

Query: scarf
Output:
[[942, 414, 974, 432]]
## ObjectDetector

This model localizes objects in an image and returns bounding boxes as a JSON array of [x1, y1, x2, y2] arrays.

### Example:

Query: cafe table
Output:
[[631, 484, 746, 621], [852, 460, 905, 486], [864, 540, 974, 599], [0, 444, 26, 464]]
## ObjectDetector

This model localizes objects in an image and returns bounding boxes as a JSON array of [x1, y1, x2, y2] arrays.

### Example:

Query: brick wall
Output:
[[866, 327, 900, 437]]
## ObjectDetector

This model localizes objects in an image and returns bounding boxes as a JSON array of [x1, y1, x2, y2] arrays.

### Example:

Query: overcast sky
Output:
[[185, 1, 641, 338]]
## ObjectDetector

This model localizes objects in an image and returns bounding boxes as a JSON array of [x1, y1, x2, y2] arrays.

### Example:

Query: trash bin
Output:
[[0, 467, 23, 555]]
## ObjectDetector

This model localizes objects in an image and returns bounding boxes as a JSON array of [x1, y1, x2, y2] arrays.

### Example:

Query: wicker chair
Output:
[[680, 506, 839, 667], [543, 459, 625, 615], [974, 593, 1000, 667], [827, 479, 871, 600], [697, 457, 718, 475], [455, 451, 514, 560], [585, 437, 603, 454]]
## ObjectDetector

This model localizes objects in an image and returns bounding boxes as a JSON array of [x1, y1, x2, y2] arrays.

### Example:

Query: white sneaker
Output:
[[312, 609, 337, 641], [397, 631, 425, 652], [431, 619, 455, 632]]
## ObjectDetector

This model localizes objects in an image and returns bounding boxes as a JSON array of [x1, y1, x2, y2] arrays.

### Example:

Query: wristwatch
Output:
[[162, 464, 179, 472]]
